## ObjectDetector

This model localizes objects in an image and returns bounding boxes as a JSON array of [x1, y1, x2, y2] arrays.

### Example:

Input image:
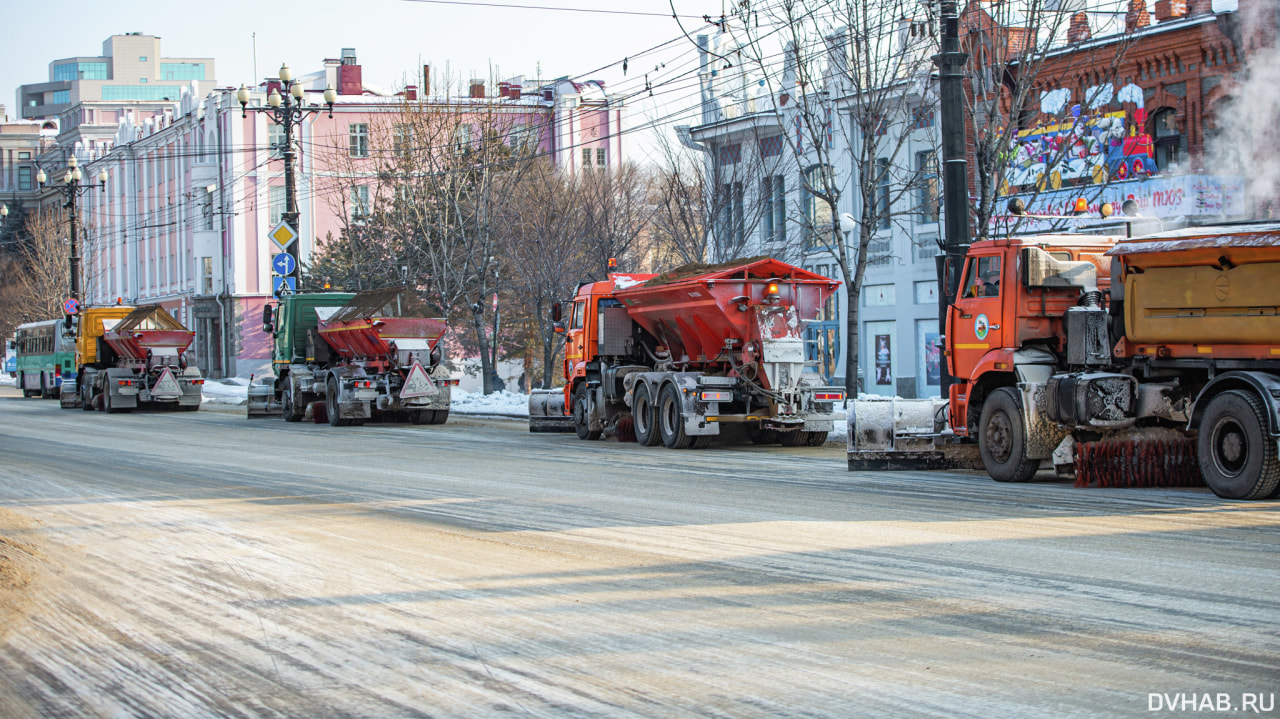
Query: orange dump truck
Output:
[[850, 223, 1280, 499], [63, 305, 204, 413]]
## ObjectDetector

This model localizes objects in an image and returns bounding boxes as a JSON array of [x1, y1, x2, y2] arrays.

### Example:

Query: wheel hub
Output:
[[988, 411, 1013, 462]]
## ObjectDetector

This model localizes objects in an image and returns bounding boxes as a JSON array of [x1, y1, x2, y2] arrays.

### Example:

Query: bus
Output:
[[4, 336, 15, 377], [14, 320, 76, 399]]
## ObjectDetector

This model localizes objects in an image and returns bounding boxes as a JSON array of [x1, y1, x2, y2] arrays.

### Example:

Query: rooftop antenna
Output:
[[252, 32, 258, 86]]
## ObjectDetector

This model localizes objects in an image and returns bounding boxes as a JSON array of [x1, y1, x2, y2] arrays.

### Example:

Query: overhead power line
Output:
[[400, 0, 707, 19]]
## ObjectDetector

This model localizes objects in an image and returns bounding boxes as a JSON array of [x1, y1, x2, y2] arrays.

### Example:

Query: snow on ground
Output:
[[0, 374, 14, 387], [197, 379, 530, 416], [201, 377, 250, 406]]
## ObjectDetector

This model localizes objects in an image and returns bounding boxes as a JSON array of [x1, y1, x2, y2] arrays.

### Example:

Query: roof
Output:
[[1106, 222, 1280, 256]]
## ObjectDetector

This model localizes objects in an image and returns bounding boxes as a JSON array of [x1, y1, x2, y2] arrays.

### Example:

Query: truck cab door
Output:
[[564, 299, 587, 375], [948, 252, 1006, 381]]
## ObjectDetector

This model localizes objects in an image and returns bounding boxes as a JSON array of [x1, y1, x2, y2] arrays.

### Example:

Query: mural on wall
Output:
[[1002, 82, 1158, 195], [875, 334, 892, 386], [924, 333, 942, 387]]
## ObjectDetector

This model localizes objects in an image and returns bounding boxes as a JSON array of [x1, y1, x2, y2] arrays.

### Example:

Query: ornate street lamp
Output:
[[38, 154, 108, 324], [237, 64, 337, 291]]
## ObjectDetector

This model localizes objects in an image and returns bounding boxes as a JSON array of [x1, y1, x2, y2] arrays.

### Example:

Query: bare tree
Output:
[[14, 208, 71, 324], [736, 0, 940, 391], [645, 131, 709, 268]]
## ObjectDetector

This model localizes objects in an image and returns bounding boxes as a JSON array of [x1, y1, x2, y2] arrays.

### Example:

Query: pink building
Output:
[[82, 50, 624, 378]]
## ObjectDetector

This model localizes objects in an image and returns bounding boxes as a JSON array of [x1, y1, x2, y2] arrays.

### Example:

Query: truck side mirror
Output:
[[553, 322, 565, 334], [551, 302, 562, 323], [262, 304, 275, 334]]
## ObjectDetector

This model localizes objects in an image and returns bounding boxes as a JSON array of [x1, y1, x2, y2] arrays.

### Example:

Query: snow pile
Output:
[[450, 388, 530, 417], [0, 374, 14, 387], [202, 377, 250, 405]]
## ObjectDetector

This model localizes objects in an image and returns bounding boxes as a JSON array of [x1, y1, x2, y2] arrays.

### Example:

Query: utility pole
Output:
[[237, 65, 337, 292], [933, 0, 970, 398]]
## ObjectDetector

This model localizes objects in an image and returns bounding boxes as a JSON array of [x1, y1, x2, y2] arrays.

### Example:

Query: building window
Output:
[[351, 186, 370, 222], [139, 56, 148, 62], [52, 90, 70, 104], [761, 175, 785, 245], [876, 158, 890, 229], [803, 165, 835, 249], [139, 78, 148, 84], [269, 185, 286, 228], [393, 124, 412, 158], [161, 63, 206, 81], [349, 124, 369, 157], [582, 148, 593, 169], [203, 190, 215, 231], [18, 166, 33, 191], [597, 148, 607, 167], [101, 85, 181, 101], [452, 124, 471, 153], [759, 135, 784, 158], [911, 106, 935, 129], [201, 258, 214, 295], [269, 124, 286, 158], [717, 143, 741, 166], [716, 182, 744, 251], [914, 280, 937, 304], [864, 284, 896, 306], [1152, 108, 1180, 171], [916, 151, 938, 223]]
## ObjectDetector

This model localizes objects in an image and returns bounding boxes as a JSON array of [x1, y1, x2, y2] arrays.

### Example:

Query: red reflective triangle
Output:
[[399, 361, 438, 399], [152, 367, 182, 398]]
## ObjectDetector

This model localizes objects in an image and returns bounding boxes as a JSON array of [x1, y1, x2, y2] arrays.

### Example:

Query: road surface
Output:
[[1, 385, 1277, 717]]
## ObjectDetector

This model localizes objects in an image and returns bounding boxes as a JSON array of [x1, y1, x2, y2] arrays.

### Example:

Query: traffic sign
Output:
[[272, 252, 297, 276], [273, 276, 297, 298], [269, 220, 298, 252], [400, 361, 439, 399], [63, 297, 80, 315]]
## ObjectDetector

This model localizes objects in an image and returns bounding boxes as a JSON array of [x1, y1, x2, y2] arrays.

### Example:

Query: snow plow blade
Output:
[[846, 397, 981, 471], [529, 389, 574, 433], [246, 377, 281, 418]]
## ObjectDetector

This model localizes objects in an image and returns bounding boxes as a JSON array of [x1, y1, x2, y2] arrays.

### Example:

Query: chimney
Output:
[[1185, 0, 1212, 15], [325, 58, 341, 92], [404, 85, 417, 101], [469, 79, 486, 98], [338, 49, 362, 96], [499, 82, 511, 99], [1154, 0, 1187, 22], [423, 65, 431, 97], [1067, 12, 1092, 42], [1126, 0, 1151, 31]]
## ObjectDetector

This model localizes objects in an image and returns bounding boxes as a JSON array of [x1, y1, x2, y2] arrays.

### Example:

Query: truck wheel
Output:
[[431, 409, 449, 425], [326, 376, 352, 427], [1197, 390, 1280, 500], [979, 387, 1038, 482], [806, 431, 829, 447], [81, 380, 94, 411], [104, 388, 128, 414], [747, 426, 778, 445], [409, 410, 430, 425], [283, 380, 304, 422], [658, 383, 693, 449], [572, 385, 602, 440], [779, 430, 806, 447], [691, 435, 713, 449], [632, 384, 661, 446]]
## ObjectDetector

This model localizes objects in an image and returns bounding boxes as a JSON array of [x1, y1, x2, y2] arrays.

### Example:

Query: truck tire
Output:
[[572, 385, 601, 440], [979, 387, 1038, 482], [747, 427, 778, 445], [779, 430, 806, 447], [632, 384, 661, 446], [658, 383, 693, 449], [81, 381, 93, 411], [283, 379, 304, 422], [1197, 390, 1280, 500], [409, 409, 430, 425], [104, 387, 129, 414], [430, 409, 449, 425], [326, 376, 353, 427]]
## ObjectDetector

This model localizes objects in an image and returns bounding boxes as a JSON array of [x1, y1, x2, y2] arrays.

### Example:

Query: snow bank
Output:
[[202, 378, 249, 405], [0, 374, 14, 387], [450, 389, 529, 417]]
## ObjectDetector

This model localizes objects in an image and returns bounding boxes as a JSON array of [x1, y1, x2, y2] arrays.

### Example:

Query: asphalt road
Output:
[[1, 385, 1278, 718]]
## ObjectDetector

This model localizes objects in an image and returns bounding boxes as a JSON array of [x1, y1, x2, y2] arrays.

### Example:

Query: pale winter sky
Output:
[[1, 0, 727, 164]]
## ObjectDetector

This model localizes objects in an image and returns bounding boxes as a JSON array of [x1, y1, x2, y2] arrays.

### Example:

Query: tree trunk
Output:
[[470, 309, 494, 394]]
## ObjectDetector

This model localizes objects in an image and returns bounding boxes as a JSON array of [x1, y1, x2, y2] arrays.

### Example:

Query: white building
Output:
[[686, 30, 945, 398]]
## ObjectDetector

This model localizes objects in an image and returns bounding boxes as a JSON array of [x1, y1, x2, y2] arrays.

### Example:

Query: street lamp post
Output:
[[237, 65, 337, 292], [37, 156, 108, 323]]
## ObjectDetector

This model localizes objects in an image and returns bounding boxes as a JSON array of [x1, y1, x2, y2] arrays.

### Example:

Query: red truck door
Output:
[[948, 252, 1006, 381]]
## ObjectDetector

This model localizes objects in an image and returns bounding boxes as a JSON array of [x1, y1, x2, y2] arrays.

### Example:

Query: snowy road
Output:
[[1, 385, 1278, 718]]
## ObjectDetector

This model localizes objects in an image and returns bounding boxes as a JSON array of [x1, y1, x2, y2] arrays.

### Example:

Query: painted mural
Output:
[[1002, 82, 1158, 195]]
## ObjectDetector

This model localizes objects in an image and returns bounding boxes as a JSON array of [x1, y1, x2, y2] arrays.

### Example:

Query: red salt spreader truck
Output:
[[250, 288, 455, 426], [529, 257, 846, 448], [62, 304, 204, 413]]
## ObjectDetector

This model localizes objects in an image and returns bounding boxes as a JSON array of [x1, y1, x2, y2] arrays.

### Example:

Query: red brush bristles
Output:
[[1075, 439, 1204, 488]]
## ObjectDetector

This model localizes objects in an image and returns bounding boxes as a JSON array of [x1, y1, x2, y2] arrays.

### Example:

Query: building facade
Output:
[[77, 50, 623, 378]]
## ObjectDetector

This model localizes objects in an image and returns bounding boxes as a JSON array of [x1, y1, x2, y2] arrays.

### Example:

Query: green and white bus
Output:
[[14, 320, 76, 399]]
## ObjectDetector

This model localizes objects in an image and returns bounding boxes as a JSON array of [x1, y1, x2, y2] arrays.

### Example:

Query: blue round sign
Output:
[[63, 297, 80, 315], [272, 252, 297, 276]]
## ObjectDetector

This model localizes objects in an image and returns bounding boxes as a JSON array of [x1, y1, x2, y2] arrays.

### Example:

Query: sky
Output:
[[1, 0, 729, 164]]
